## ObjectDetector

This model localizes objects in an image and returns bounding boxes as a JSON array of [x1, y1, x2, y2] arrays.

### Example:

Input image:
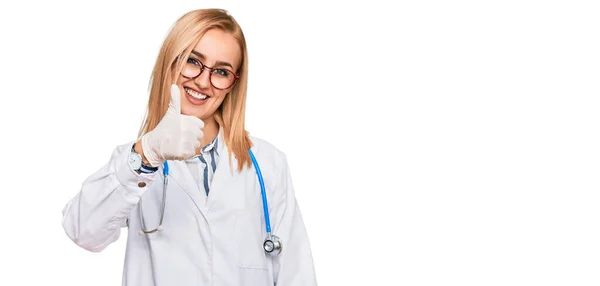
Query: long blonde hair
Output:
[[137, 8, 252, 171]]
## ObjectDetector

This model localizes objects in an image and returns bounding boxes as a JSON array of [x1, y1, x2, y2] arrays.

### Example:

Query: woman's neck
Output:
[[196, 116, 219, 155]]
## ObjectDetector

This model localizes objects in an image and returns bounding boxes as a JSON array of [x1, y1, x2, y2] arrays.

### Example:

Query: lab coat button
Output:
[[138, 182, 146, 187]]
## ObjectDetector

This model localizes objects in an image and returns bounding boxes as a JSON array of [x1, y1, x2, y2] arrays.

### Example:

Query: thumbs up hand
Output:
[[140, 84, 205, 167]]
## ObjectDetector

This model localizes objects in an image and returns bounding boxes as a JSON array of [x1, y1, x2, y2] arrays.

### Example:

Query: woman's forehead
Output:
[[191, 29, 241, 70]]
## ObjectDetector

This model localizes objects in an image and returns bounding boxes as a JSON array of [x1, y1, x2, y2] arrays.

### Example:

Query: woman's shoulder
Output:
[[248, 135, 289, 167]]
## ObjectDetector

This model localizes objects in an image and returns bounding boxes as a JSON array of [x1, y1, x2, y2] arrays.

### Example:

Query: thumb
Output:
[[169, 84, 182, 114]]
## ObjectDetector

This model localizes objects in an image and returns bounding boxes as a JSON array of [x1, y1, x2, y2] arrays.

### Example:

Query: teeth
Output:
[[185, 87, 207, 100]]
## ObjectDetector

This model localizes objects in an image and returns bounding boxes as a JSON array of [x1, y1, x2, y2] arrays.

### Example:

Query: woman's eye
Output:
[[214, 69, 229, 76], [187, 58, 200, 65]]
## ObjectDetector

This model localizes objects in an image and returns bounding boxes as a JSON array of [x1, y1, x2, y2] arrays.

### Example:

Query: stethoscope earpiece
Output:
[[138, 224, 164, 236]]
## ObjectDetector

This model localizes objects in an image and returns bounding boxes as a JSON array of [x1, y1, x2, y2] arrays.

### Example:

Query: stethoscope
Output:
[[137, 149, 282, 256]]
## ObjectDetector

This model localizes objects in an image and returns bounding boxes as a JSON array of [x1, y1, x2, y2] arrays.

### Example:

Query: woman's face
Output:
[[176, 28, 241, 120]]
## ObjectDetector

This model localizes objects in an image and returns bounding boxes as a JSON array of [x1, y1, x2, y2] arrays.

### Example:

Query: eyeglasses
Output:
[[181, 57, 239, 90]]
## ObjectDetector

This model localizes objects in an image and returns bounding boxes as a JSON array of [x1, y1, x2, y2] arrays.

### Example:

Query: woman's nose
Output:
[[194, 68, 212, 88]]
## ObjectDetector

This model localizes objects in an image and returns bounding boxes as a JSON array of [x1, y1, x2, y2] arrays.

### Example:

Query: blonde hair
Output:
[[137, 8, 252, 171]]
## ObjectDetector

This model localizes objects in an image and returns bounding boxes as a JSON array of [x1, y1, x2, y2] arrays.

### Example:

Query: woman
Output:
[[61, 9, 317, 286]]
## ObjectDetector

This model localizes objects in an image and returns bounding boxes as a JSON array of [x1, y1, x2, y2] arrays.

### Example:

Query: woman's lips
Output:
[[184, 87, 210, 105]]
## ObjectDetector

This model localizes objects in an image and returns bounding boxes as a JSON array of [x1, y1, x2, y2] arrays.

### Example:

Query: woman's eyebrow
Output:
[[191, 50, 234, 69]]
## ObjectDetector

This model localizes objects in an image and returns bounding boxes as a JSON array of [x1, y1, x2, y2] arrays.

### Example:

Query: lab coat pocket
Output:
[[233, 210, 268, 270]]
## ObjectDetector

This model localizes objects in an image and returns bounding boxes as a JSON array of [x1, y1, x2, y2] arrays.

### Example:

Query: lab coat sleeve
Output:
[[61, 142, 157, 252], [271, 154, 318, 285]]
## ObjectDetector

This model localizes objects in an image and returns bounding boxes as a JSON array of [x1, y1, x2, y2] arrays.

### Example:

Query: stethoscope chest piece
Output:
[[263, 234, 282, 256]]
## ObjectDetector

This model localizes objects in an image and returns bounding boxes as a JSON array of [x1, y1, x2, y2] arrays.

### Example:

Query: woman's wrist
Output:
[[134, 139, 151, 165]]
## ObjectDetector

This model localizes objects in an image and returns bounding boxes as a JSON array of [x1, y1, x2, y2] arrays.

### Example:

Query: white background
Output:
[[0, 0, 599, 285]]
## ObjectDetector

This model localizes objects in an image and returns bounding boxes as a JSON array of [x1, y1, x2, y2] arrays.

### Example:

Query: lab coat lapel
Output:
[[206, 144, 247, 211], [167, 160, 208, 214]]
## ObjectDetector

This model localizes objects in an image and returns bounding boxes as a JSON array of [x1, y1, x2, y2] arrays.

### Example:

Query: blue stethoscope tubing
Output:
[[137, 149, 282, 256], [248, 149, 272, 234]]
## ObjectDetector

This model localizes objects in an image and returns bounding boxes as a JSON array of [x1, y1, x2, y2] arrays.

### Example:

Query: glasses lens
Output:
[[210, 70, 236, 89], [182, 60, 201, 78]]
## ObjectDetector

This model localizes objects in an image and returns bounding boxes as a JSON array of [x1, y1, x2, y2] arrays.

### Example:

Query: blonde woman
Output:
[[61, 9, 317, 286]]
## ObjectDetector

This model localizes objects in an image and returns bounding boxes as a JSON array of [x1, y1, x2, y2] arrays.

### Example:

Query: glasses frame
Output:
[[181, 57, 240, 90]]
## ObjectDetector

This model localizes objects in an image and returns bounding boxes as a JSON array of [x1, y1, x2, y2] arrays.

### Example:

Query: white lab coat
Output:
[[61, 134, 317, 286]]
